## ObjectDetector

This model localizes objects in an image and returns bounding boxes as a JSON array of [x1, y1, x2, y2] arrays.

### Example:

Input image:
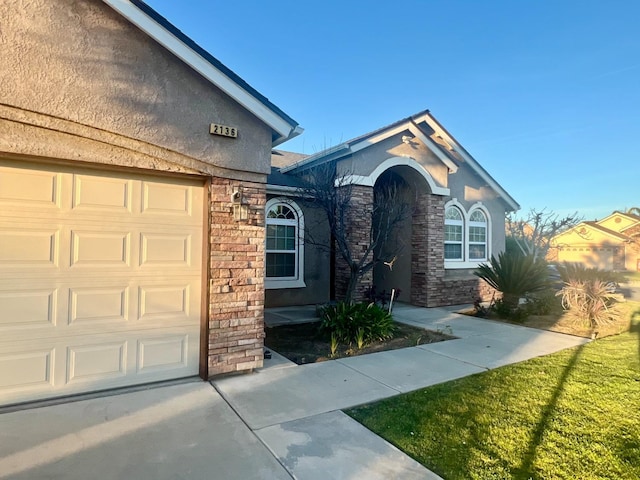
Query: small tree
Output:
[[506, 208, 582, 260], [297, 163, 411, 303]]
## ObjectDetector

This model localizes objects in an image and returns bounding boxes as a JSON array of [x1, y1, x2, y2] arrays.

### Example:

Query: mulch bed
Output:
[[264, 321, 455, 365]]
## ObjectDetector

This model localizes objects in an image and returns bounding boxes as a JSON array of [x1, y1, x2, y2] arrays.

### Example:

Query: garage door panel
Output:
[[0, 228, 59, 267], [0, 160, 203, 406], [138, 335, 189, 373], [141, 181, 194, 216], [70, 230, 131, 267], [140, 232, 192, 266], [67, 341, 127, 384], [69, 286, 130, 325], [0, 165, 61, 208], [138, 284, 190, 321], [0, 348, 54, 391], [72, 174, 132, 213], [0, 289, 57, 329]]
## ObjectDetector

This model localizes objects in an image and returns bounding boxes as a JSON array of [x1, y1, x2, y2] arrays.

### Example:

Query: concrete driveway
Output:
[[0, 306, 589, 479], [0, 381, 291, 480]]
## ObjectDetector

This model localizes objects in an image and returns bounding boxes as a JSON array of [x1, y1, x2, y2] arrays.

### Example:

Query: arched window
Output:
[[468, 209, 488, 260], [444, 206, 464, 260], [265, 199, 305, 288]]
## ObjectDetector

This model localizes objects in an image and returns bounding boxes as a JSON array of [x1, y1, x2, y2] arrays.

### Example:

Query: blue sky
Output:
[[145, 0, 640, 220]]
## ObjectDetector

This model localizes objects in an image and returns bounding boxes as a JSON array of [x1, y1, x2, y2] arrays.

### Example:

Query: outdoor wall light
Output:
[[231, 186, 249, 221], [402, 135, 415, 144]]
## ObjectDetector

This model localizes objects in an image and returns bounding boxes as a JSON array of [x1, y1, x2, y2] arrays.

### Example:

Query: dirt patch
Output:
[[265, 321, 454, 365]]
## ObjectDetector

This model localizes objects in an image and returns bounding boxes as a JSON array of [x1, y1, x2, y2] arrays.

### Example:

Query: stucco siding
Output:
[[0, 0, 272, 177], [337, 134, 449, 188]]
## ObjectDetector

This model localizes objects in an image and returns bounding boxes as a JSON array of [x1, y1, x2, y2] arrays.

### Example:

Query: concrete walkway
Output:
[[0, 305, 589, 479]]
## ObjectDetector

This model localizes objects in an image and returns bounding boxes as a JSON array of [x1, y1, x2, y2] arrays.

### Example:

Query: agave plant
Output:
[[474, 252, 550, 310]]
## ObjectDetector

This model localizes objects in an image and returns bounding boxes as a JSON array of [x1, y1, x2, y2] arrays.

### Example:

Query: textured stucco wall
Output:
[[337, 134, 449, 188], [0, 0, 272, 178]]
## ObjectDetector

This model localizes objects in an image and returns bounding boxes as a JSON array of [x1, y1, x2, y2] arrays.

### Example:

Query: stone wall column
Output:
[[334, 185, 374, 302], [207, 178, 265, 376], [411, 193, 445, 307]]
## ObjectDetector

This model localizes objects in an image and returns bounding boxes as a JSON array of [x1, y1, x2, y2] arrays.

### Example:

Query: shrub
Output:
[[474, 252, 550, 312], [524, 288, 563, 316], [557, 279, 623, 330], [556, 262, 622, 285], [318, 301, 397, 347]]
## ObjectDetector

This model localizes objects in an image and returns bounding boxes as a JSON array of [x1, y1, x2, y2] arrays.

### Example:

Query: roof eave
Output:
[[423, 113, 520, 212], [104, 0, 300, 147]]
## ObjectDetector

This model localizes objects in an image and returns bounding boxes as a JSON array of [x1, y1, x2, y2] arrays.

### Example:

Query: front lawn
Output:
[[347, 312, 640, 479]]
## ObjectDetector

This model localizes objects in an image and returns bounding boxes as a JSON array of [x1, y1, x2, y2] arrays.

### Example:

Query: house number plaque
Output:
[[210, 123, 238, 138]]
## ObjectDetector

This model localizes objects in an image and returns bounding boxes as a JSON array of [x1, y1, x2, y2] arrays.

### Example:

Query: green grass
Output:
[[621, 271, 640, 282], [346, 313, 640, 479]]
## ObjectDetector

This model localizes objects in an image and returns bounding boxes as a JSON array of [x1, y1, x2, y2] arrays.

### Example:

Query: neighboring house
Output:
[[0, 0, 300, 406], [549, 212, 640, 271], [265, 111, 520, 308]]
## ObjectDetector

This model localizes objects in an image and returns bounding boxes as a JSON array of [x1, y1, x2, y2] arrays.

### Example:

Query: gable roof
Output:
[[103, 0, 301, 146], [597, 211, 640, 224], [279, 109, 520, 212], [553, 221, 631, 244]]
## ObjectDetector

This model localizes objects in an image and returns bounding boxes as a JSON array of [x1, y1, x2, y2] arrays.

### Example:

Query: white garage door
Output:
[[0, 159, 204, 406], [558, 246, 614, 271]]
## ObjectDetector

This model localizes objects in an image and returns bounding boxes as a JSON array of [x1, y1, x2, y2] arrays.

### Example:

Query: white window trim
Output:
[[265, 198, 306, 289], [468, 207, 489, 262], [444, 200, 492, 269], [444, 205, 464, 262]]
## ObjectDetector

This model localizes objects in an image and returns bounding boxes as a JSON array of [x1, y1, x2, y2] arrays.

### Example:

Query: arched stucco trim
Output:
[[338, 157, 450, 196]]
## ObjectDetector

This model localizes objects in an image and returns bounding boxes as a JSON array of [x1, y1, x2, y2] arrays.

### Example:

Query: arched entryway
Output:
[[372, 163, 434, 306]]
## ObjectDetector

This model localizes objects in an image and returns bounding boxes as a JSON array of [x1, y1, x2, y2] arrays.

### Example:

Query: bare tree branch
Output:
[[506, 208, 582, 260], [295, 164, 411, 302]]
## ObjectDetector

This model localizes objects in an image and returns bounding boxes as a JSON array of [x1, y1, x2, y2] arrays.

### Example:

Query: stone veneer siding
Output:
[[410, 192, 497, 306], [334, 185, 374, 302], [207, 178, 266, 376], [411, 192, 444, 307]]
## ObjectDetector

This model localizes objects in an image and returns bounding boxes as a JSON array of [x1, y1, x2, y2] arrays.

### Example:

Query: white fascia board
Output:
[[424, 114, 520, 212], [408, 123, 458, 173], [348, 124, 411, 154], [103, 0, 296, 142]]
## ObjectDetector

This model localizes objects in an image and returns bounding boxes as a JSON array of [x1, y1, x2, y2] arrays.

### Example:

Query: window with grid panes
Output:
[[266, 203, 298, 278], [444, 206, 464, 260]]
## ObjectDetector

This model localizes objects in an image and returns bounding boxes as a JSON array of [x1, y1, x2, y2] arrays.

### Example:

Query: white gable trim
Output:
[[423, 114, 520, 212], [103, 0, 298, 144], [338, 157, 450, 196], [408, 123, 458, 173], [349, 124, 411, 154]]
